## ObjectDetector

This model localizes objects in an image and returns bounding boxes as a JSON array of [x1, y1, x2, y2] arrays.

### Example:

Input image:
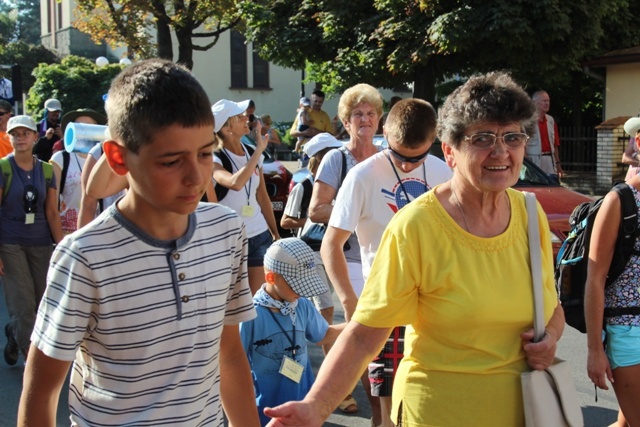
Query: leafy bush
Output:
[[273, 121, 295, 148], [26, 55, 122, 118]]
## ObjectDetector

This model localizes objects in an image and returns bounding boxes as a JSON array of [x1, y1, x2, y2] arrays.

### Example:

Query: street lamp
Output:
[[95, 57, 109, 68], [119, 58, 132, 66]]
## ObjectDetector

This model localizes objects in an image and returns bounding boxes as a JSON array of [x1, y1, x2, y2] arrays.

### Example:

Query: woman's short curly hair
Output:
[[437, 72, 537, 148], [337, 83, 383, 124]]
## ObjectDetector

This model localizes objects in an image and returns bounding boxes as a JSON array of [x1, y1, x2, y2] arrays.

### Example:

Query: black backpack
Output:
[[555, 183, 640, 332], [214, 144, 256, 202]]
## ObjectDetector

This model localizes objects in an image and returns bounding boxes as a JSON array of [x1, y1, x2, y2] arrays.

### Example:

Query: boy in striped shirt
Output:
[[18, 59, 259, 426]]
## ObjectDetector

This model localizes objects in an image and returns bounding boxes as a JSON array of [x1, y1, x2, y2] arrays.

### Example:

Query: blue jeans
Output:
[[247, 230, 273, 267]]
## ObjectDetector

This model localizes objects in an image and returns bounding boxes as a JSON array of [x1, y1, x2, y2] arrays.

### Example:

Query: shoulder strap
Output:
[[42, 161, 54, 188], [300, 178, 314, 216], [337, 147, 347, 190], [613, 183, 638, 242], [59, 151, 70, 196], [214, 149, 232, 202], [0, 158, 11, 200], [524, 192, 545, 343]]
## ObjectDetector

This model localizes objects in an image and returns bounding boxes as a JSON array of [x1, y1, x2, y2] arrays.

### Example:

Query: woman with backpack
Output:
[[0, 115, 62, 366], [586, 117, 640, 426], [211, 99, 280, 295], [50, 109, 106, 234]]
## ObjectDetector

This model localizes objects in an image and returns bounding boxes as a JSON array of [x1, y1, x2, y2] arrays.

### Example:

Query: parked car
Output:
[[289, 137, 591, 259], [241, 136, 293, 236]]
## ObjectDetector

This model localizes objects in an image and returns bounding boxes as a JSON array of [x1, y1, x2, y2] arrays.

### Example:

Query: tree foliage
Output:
[[0, 41, 59, 94], [239, 0, 640, 106], [0, 0, 41, 44], [73, 0, 241, 69], [26, 56, 122, 117]]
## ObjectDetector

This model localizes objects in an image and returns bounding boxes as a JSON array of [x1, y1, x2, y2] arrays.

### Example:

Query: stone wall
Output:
[[595, 116, 631, 193]]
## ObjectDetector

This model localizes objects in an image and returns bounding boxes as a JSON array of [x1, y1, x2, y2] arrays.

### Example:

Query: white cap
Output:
[[44, 98, 62, 111], [303, 133, 343, 158], [7, 115, 37, 133], [624, 117, 640, 136], [300, 97, 311, 106], [211, 99, 250, 133]]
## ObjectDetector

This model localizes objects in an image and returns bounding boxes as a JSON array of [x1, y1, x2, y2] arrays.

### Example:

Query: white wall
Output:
[[605, 63, 640, 120]]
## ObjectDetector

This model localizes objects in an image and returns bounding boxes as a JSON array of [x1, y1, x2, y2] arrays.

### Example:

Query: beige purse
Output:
[[521, 192, 584, 427]]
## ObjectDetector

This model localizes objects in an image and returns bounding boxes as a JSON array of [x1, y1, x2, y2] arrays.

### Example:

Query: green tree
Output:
[[73, 0, 240, 69], [0, 40, 59, 95], [26, 56, 122, 117], [0, 0, 41, 44], [239, 0, 640, 106]]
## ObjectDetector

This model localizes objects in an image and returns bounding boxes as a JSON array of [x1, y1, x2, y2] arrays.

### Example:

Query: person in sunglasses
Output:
[[265, 72, 564, 427], [320, 98, 451, 427]]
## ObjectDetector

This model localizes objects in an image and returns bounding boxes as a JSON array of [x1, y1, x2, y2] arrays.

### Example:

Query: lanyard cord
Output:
[[267, 308, 298, 359], [385, 150, 428, 202], [224, 146, 253, 205]]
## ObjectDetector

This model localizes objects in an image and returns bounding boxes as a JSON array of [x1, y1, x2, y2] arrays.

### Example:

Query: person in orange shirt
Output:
[[0, 100, 13, 158]]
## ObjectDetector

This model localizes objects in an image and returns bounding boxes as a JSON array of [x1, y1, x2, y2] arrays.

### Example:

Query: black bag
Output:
[[555, 183, 640, 332]]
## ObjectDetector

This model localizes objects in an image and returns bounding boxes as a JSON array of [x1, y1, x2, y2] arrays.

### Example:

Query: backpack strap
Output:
[[59, 151, 70, 196], [214, 150, 232, 202], [42, 161, 54, 189], [57, 151, 70, 210], [0, 157, 11, 201], [214, 143, 257, 202], [337, 147, 348, 190], [299, 178, 314, 218], [612, 183, 640, 257]]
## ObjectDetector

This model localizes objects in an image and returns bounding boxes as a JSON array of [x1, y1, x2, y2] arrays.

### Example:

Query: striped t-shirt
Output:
[[32, 202, 256, 426]]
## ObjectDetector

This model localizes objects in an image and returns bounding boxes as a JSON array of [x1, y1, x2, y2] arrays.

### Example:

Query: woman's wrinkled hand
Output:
[[521, 328, 558, 370], [587, 347, 613, 390]]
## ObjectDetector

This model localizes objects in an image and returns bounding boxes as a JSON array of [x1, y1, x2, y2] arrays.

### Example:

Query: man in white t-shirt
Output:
[[322, 99, 452, 427]]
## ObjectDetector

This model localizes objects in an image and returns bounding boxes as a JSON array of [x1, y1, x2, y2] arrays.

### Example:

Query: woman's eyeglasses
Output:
[[388, 146, 430, 163], [0, 111, 9, 117], [463, 132, 529, 149]]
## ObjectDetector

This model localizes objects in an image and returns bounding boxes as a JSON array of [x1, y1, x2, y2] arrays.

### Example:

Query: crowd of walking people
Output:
[[0, 59, 638, 427]]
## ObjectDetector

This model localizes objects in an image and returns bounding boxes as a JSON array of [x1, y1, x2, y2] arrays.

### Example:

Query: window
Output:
[[252, 51, 269, 89], [230, 31, 270, 89], [230, 31, 247, 89]]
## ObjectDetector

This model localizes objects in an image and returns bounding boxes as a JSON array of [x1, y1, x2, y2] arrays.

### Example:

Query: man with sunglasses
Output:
[[0, 100, 13, 158], [321, 98, 452, 427]]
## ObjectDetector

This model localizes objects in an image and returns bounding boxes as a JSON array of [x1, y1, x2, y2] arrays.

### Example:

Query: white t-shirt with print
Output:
[[330, 151, 453, 281]]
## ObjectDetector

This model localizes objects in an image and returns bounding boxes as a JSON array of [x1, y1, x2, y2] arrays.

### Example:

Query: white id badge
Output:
[[25, 213, 35, 224], [241, 205, 255, 217], [279, 356, 304, 383]]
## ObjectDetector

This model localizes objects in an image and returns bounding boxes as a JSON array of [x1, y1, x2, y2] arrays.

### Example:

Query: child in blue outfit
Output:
[[241, 238, 345, 426]]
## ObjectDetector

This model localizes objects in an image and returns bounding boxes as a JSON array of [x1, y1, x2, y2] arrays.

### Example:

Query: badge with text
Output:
[[279, 356, 304, 383], [242, 205, 255, 217], [25, 213, 35, 224]]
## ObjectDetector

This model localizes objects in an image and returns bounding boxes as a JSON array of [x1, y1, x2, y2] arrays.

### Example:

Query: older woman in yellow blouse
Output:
[[264, 72, 565, 427]]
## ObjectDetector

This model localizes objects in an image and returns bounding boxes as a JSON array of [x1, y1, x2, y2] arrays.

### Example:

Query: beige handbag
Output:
[[521, 192, 584, 427]]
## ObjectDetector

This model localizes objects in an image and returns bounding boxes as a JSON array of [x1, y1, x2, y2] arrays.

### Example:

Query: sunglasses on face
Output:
[[388, 146, 430, 163]]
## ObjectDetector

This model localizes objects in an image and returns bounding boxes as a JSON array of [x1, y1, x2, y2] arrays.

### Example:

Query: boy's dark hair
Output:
[[437, 71, 536, 148], [106, 59, 213, 153], [0, 100, 13, 113], [385, 98, 437, 149], [311, 90, 325, 99]]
